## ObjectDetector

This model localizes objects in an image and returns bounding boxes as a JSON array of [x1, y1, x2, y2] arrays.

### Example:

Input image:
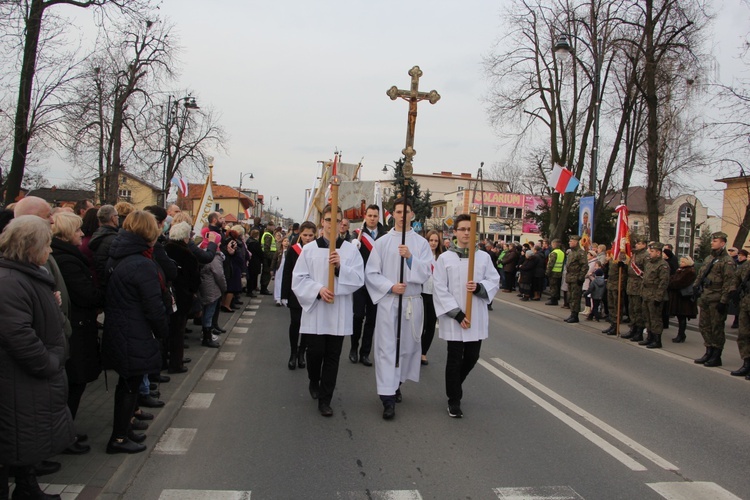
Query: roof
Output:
[[92, 171, 161, 192], [27, 187, 95, 204], [184, 182, 255, 207], [603, 186, 666, 215], [716, 175, 750, 185]]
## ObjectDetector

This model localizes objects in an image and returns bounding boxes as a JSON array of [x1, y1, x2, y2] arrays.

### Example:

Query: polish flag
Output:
[[548, 164, 580, 194], [360, 230, 375, 251], [613, 204, 632, 260]]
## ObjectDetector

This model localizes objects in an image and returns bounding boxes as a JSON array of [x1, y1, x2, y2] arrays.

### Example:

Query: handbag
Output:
[[679, 284, 694, 298]]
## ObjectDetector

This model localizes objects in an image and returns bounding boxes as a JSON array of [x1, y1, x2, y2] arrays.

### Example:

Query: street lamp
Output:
[[162, 95, 199, 207], [554, 34, 603, 196], [238, 172, 254, 220]]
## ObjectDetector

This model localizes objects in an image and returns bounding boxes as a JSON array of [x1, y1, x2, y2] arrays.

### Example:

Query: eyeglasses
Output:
[[323, 218, 342, 223]]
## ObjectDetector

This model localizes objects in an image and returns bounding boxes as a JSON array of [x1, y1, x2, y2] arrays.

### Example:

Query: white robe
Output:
[[433, 249, 500, 342], [273, 252, 285, 303], [365, 228, 432, 395], [292, 240, 364, 336]]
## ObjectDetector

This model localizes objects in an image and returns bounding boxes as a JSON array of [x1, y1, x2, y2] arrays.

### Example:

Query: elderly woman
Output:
[[102, 211, 169, 454], [199, 231, 225, 348], [164, 222, 200, 373], [0, 216, 74, 498], [667, 256, 698, 343], [51, 211, 105, 455]]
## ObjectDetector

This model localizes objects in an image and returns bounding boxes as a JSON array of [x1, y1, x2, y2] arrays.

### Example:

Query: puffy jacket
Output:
[[200, 252, 227, 305], [102, 230, 168, 378], [88, 224, 119, 288], [0, 258, 74, 465]]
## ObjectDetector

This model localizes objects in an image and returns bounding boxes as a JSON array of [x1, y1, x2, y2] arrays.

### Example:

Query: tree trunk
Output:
[[5, 0, 45, 205]]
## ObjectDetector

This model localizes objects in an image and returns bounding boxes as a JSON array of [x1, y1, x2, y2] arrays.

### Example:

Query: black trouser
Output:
[[168, 311, 187, 370], [421, 293, 437, 356], [260, 257, 272, 291], [351, 287, 377, 357], [504, 270, 516, 291], [305, 334, 344, 405], [112, 375, 141, 440], [288, 307, 307, 353], [67, 380, 87, 419], [445, 340, 482, 406]]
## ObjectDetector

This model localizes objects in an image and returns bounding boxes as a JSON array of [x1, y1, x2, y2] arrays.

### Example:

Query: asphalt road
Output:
[[118, 294, 750, 500]]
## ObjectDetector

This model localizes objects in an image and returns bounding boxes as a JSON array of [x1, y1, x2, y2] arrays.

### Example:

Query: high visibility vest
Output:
[[262, 231, 276, 252], [551, 248, 565, 273]]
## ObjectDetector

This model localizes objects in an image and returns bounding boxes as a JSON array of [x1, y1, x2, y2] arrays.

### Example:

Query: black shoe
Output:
[[75, 433, 88, 442], [212, 325, 227, 334], [150, 390, 161, 398], [134, 410, 154, 421], [382, 403, 395, 420], [421, 357, 429, 366], [128, 431, 147, 443], [183, 357, 191, 363], [167, 366, 188, 374], [395, 389, 403, 403], [360, 355, 372, 367], [544, 299, 558, 306], [309, 381, 319, 400], [704, 348, 723, 367], [646, 334, 662, 349], [288, 353, 297, 370], [29, 461, 60, 477], [297, 350, 306, 369], [130, 419, 149, 431], [260, 290, 272, 295], [602, 325, 615, 334], [148, 374, 170, 383], [731, 358, 750, 376], [318, 403, 333, 417], [220, 306, 236, 313], [138, 394, 165, 408], [447, 405, 463, 418], [202, 337, 220, 348], [106, 438, 146, 455], [694, 346, 713, 364], [348, 350, 358, 363], [672, 333, 686, 343], [233, 300, 244, 306], [62, 441, 91, 455], [564, 314, 579, 323], [629, 330, 644, 342]]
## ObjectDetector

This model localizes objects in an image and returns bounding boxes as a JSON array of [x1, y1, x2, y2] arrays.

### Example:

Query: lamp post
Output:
[[238, 172, 254, 220], [554, 34, 603, 196], [268, 195, 279, 222], [162, 95, 199, 207]]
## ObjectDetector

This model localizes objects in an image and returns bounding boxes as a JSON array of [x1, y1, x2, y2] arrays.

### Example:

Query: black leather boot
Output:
[[694, 346, 713, 364], [564, 312, 579, 323], [646, 333, 662, 349], [730, 358, 750, 376], [620, 324, 636, 339], [629, 326, 644, 342], [704, 348, 723, 367], [202, 328, 220, 348], [288, 350, 297, 370], [638, 331, 653, 346], [297, 347, 306, 369], [602, 324, 615, 335], [10, 466, 59, 499], [672, 316, 687, 343]]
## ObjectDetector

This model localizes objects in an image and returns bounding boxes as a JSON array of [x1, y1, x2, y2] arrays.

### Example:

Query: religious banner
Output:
[[192, 169, 214, 234], [613, 204, 632, 260], [579, 195, 595, 249], [522, 195, 545, 233]]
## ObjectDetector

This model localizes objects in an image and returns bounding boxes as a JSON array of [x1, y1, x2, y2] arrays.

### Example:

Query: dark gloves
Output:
[[654, 301, 662, 307], [717, 302, 728, 315], [578, 279, 585, 286], [455, 311, 466, 324]]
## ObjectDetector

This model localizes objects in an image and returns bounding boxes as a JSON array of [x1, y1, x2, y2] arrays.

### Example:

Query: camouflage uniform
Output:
[[604, 257, 627, 333], [564, 242, 588, 319], [641, 251, 670, 338], [623, 246, 648, 338], [732, 261, 750, 376], [695, 247, 735, 350]]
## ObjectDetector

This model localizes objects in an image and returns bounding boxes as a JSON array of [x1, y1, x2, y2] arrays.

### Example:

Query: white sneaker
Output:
[[211, 334, 219, 342]]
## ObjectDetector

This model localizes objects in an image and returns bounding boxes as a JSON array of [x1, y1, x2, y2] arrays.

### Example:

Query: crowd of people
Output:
[[2, 194, 748, 499]]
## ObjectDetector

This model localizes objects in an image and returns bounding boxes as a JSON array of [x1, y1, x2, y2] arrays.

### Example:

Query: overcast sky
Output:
[[49, 0, 749, 220]]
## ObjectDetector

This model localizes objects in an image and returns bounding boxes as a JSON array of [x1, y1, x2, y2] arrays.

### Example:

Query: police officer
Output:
[[259, 220, 277, 295], [731, 250, 750, 378], [545, 239, 565, 306], [621, 239, 648, 341], [564, 235, 588, 323], [693, 232, 736, 367], [602, 252, 628, 335], [639, 242, 670, 348]]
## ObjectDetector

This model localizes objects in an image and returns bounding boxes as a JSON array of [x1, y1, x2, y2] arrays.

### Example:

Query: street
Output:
[[27, 292, 750, 499]]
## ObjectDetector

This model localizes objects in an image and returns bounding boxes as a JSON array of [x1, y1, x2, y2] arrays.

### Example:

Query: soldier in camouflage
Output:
[[639, 242, 670, 348], [731, 250, 750, 378], [564, 235, 588, 323], [602, 253, 628, 335], [621, 239, 648, 341], [693, 232, 736, 367]]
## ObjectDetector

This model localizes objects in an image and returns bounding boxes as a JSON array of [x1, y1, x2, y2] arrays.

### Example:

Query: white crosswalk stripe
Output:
[[183, 393, 215, 409], [337, 491, 422, 499], [493, 485, 584, 499], [154, 428, 197, 455], [202, 369, 227, 381], [647, 481, 743, 499], [159, 489, 250, 499], [217, 352, 236, 361], [224, 338, 243, 345], [232, 326, 249, 334]]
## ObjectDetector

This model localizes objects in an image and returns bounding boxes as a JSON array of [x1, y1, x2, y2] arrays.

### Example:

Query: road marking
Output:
[[237, 318, 253, 324], [30, 484, 85, 499], [202, 369, 227, 381], [337, 491, 423, 499], [159, 490, 250, 499], [493, 485, 584, 499], [154, 428, 197, 455], [224, 338, 242, 345], [479, 359, 647, 471], [487, 358, 679, 471], [248, 305, 260, 310], [232, 327, 249, 334], [183, 393, 215, 409], [217, 352, 236, 361], [242, 311, 256, 317], [647, 482, 742, 499], [250, 299, 262, 304]]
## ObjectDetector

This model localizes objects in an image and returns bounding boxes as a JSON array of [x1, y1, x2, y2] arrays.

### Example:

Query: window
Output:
[[481, 206, 497, 217], [118, 189, 132, 199], [669, 223, 675, 237], [695, 227, 701, 238], [677, 204, 694, 257], [632, 220, 640, 232]]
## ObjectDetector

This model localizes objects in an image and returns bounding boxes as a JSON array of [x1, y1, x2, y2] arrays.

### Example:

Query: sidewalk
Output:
[[492, 290, 744, 373], [14, 304, 248, 500]]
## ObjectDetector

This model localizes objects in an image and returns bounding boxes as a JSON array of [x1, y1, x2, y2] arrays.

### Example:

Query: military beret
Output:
[[569, 235, 581, 241], [711, 231, 728, 241], [648, 242, 664, 251]]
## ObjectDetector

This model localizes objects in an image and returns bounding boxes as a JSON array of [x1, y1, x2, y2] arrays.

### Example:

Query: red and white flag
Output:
[[548, 164, 580, 194], [613, 204, 631, 261], [359, 230, 375, 251]]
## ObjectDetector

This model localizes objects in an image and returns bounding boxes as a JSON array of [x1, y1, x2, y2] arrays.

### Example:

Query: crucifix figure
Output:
[[386, 65, 440, 367]]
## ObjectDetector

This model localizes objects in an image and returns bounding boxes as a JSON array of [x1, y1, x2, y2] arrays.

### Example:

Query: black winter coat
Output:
[[88, 224, 119, 289], [0, 258, 75, 466], [51, 237, 104, 384], [102, 231, 169, 378], [281, 243, 303, 309], [246, 237, 263, 274], [165, 240, 200, 313], [668, 266, 698, 318]]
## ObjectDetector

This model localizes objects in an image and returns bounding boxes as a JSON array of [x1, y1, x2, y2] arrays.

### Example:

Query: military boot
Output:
[[694, 346, 713, 364], [620, 324, 637, 340], [602, 324, 615, 334], [638, 330, 653, 346], [703, 348, 723, 367], [646, 333, 662, 349], [564, 312, 579, 323], [730, 358, 750, 377], [629, 326, 644, 342], [545, 298, 558, 306]]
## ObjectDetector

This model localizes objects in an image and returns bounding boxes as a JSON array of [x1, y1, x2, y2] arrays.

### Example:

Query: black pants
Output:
[[288, 307, 307, 353], [260, 257, 272, 291], [421, 293, 436, 356], [504, 270, 516, 291], [67, 380, 87, 420], [112, 375, 141, 440], [445, 340, 482, 406], [351, 287, 377, 356], [168, 312, 187, 370], [305, 334, 344, 405]]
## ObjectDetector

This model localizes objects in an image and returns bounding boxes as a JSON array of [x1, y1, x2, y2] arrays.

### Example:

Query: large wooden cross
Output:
[[387, 65, 441, 178]]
